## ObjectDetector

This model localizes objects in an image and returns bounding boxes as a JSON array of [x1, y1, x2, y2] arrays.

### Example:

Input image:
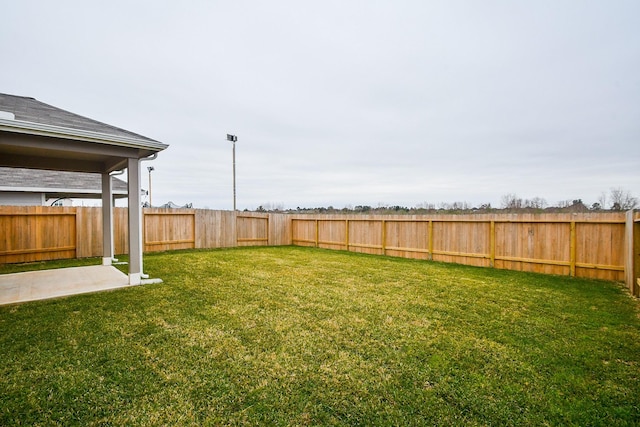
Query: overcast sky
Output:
[[2, 1, 638, 210]]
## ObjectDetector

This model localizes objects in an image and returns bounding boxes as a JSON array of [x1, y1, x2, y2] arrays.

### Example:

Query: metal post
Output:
[[147, 166, 154, 207], [232, 139, 236, 211], [227, 134, 238, 211]]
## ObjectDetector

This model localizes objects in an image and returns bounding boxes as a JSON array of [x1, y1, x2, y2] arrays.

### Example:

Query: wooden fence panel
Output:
[[576, 222, 625, 281], [318, 219, 347, 250], [268, 213, 291, 246], [144, 209, 196, 252], [236, 215, 268, 246], [76, 207, 102, 258], [114, 207, 128, 255], [432, 220, 491, 267], [291, 218, 317, 247], [348, 219, 383, 255], [195, 209, 236, 249], [384, 220, 430, 260], [0, 206, 76, 263], [495, 221, 571, 275]]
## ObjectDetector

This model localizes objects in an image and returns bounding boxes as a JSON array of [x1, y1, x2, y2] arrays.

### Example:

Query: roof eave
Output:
[[0, 186, 128, 195], [0, 118, 169, 153]]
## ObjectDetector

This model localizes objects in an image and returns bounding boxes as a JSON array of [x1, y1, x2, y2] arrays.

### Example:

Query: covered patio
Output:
[[0, 93, 168, 301]]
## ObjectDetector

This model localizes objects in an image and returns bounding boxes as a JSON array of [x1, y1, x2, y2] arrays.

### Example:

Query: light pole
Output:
[[147, 166, 154, 207], [226, 134, 237, 211]]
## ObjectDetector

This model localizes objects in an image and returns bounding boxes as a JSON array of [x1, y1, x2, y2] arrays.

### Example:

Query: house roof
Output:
[[0, 93, 168, 173], [0, 93, 161, 145], [0, 167, 129, 199]]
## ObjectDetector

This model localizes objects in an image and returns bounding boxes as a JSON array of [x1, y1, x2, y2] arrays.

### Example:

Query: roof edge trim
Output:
[[0, 118, 168, 152], [0, 186, 128, 195]]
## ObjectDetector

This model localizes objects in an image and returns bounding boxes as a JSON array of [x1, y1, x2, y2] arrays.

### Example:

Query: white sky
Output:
[[2, 1, 638, 210]]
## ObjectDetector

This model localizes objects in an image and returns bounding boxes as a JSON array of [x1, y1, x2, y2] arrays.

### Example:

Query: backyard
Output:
[[1, 246, 639, 425]]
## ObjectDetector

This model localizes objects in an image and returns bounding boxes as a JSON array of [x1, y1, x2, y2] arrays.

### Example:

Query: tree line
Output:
[[254, 188, 637, 214]]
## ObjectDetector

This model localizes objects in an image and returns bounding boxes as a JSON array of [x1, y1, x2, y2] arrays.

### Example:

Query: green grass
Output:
[[1, 246, 639, 426]]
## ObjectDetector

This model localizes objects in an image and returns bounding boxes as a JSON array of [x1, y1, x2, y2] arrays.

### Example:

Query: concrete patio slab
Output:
[[0, 265, 131, 305]]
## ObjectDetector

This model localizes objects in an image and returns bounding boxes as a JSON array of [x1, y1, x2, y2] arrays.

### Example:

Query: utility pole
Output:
[[226, 134, 237, 210]]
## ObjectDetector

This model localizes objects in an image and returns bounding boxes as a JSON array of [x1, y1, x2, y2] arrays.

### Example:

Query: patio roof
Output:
[[0, 93, 167, 173], [0, 93, 169, 287]]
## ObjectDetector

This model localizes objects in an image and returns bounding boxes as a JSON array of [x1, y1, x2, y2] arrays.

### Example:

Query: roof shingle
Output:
[[0, 93, 158, 143], [0, 167, 128, 194]]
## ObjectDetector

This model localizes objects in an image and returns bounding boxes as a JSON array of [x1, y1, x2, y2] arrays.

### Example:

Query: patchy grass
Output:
[[1, 246, 639, 426]]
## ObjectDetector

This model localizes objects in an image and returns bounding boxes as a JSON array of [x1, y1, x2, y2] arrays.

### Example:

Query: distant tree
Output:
[[525, 197, 547, 209], [501, 193, 522, 210], [598, 192, 608, 210], [354, 205, 371, 213], [609, 188, 637, 211], [451, 201, 469, 210], [416, 202, 436, 210]]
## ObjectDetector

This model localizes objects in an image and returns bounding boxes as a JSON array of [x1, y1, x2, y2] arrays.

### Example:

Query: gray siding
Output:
[[0, 191, 45, 206]]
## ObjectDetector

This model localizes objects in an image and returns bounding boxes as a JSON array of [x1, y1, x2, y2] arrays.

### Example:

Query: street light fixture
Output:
[[147, 166, 154, 207], [226, 134, 237, 211]]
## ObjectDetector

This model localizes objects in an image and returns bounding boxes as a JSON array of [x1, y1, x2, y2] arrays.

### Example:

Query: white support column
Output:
[[127, 158, 143, 285], [101, 172, 114, 265]]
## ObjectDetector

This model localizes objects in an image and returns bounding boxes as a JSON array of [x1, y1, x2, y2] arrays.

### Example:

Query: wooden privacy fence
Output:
[[0, 207, 290, 262], [141, 210, 291, 251], [290, 213, 640, 285], [1, 206, 639, 295]]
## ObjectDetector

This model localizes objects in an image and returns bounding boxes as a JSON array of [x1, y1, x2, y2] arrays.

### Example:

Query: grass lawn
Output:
[[1, 246, 639, 426]]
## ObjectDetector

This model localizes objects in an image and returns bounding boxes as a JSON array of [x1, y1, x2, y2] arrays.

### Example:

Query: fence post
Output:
[[490, 221, 496, 268], [291, 218, 294, 245], [570, 221, 576, 276], [345, 219, 349, 251], [625, 210, 639, 296], [428, 220, 433, 260]]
